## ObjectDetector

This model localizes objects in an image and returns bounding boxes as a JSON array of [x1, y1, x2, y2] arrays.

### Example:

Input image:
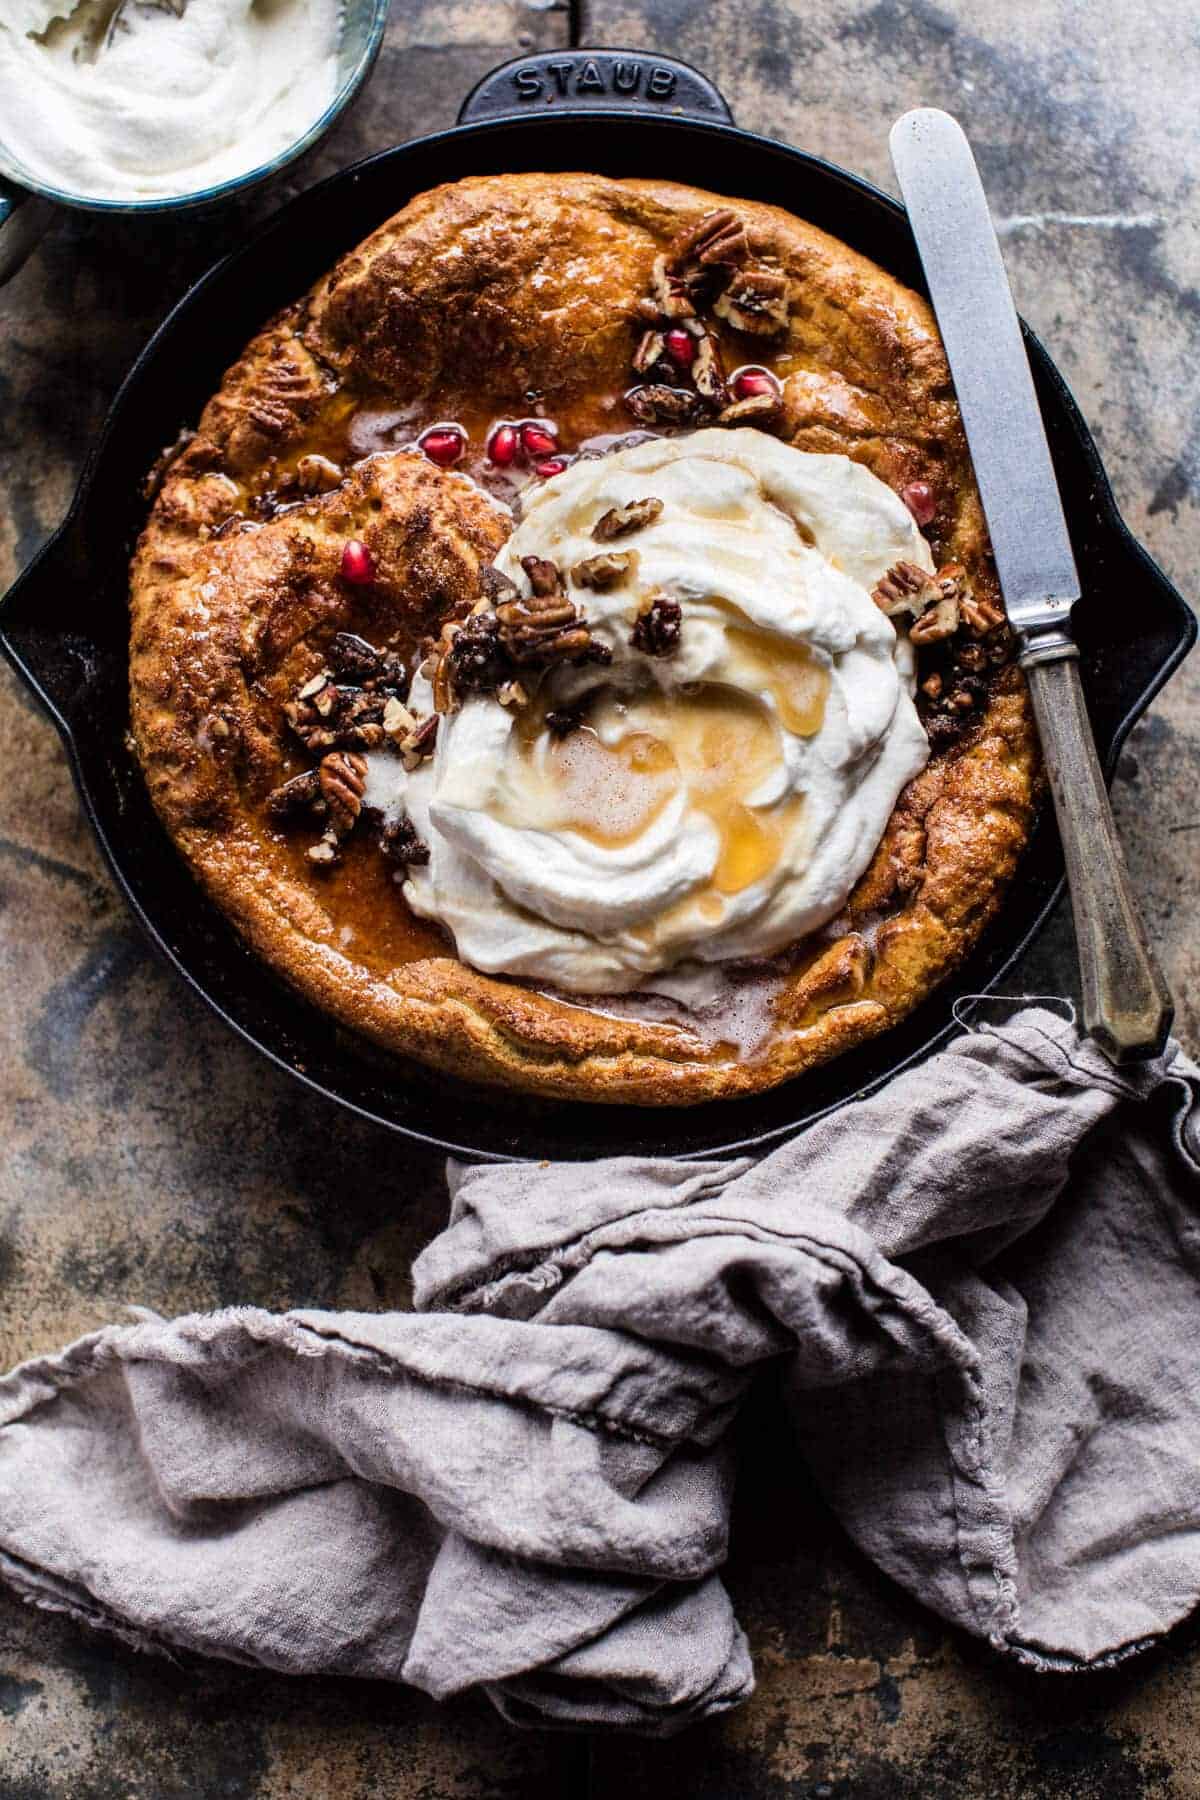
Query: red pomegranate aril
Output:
[[421, 428, 466, 468], [664, 327, 697, 368], [521, 422, 558, 459], [534, 458, 568, 480], [901, 481, 936, 526], [731, 367, 778, 400], [488, 423, 520, 466], [340, 539, 375, 586]]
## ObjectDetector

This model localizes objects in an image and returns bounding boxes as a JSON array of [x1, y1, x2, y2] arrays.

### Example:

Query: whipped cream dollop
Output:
[[0, 0, 341, 202], [367, 430, 933, 996]]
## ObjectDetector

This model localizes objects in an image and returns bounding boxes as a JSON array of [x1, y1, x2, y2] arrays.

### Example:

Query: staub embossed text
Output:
[[512, 59, 678, 104]]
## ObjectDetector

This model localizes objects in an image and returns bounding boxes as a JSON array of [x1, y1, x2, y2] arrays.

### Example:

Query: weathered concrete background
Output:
[[1, 0, 1197, 1793]]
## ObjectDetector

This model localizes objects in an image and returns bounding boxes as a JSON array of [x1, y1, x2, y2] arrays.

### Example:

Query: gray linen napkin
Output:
[[0, 1004, 1197, 1734]]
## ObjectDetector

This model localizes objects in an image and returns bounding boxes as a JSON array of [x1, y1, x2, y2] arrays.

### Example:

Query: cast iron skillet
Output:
[[0, 51, 1193, 1161]]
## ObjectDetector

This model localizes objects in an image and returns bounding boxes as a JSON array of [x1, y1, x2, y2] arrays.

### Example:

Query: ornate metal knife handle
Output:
[[1020, 632, 1172, 1061]]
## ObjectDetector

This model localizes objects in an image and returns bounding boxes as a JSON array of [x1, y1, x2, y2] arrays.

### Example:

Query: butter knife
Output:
[[890, 107, 1172, 1063]]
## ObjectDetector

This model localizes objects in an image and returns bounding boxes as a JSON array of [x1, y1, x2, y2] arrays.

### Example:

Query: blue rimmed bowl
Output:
[[0, 0, 390, 284]]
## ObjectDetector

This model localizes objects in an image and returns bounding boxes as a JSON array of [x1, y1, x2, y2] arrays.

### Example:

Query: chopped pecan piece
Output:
[[295, 454, 343, 494], [308, 830, 341, 867], [479, 564, 521, 608], [987, 624, 1016, 664], [571, 551, 634, 591], [633, 329, 667, 375], [925, 711, 968, 750], [718, 390, 783, 428], [631, 592, 683, 657], [318, 750, 368, 836], [545, 698, 591, 738], [960, 592, 1007, 636], [383, 695, 416, 740], [284, 681, 386, 752], [909, 596, 961, 645], [692, 334, 727, 404], [438, 610, 510, 708], [327, 631, 408, 691], [593, 497, 664, 542], [520, 555, 566, 599], [265, 768, 324, 823], [713, 267, 790, 336], [625, 384, 703, 427], [400, 714, 439, 763], [379, 815, 430, 868], [648, 253, 696, 320]]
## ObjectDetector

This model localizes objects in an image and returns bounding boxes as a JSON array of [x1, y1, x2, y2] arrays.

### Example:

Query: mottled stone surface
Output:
[[0, 0, 1197, 1793]]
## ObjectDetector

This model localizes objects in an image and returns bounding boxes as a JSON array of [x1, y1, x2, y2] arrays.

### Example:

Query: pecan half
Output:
[[872, 560, 941, 621], [909, 597, 961, 645], [631, 592, 683, 657], [592, 497, 664, 542], [625, 383, 704, 427], [571, 551, 634, 591], [713, 267, 790, 336], [685, 209, 749, 270], [318, 750, 367, 836], [496, 559, 606, 669]]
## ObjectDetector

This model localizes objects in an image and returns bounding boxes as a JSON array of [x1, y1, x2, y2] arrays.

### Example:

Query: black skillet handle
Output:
[[458, 51, 734, 127]]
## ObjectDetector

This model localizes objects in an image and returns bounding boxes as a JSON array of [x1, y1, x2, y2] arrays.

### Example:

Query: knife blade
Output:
[[889, 107, 1172, 1063], [889, 108, 1079, 640]]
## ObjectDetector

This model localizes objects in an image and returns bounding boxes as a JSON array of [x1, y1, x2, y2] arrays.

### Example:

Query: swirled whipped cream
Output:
[[366, 430, 933, 995], [0, 0, 340, 202]]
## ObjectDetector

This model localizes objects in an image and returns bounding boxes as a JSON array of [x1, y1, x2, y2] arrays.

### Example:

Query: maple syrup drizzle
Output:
[[511, 684, 807, 913]]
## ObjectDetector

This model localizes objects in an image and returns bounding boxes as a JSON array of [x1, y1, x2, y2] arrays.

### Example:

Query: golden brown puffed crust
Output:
[[129, 172, 1038, 1105]]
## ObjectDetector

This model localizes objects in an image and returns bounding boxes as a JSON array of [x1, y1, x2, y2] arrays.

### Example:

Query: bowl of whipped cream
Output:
[[0, 0, 388, 280]]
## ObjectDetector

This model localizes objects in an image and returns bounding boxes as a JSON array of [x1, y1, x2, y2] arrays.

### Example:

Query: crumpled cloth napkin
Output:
[[1, 1005, 1198, 1734]]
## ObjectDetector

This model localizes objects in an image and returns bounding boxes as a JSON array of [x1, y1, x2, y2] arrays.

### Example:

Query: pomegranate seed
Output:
[[488, 423, 520, 466], [901, 481, 936, 526], [340, 539, 374, 586], [664, 327, 697, 368], [731, 366, 779, 400], [534, 458, 568, 480], [420, 427, 466, 467], [521, 422, 558, 459]]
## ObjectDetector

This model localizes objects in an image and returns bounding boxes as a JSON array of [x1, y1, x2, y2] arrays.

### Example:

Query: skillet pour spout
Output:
[[0, 49, 1193, 1161]]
